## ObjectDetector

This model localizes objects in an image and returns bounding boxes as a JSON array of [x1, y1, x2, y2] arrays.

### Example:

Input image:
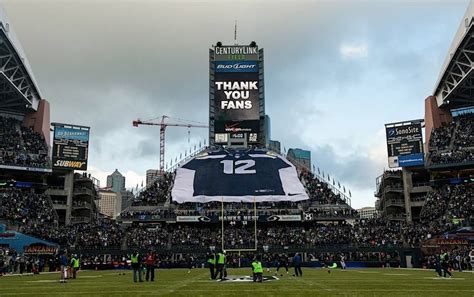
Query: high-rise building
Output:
[[146, 169, 160, 187], [106, 169, 125, 193], [287, 148, 311, 171], [269, 140, 281, 154], [98, 189, 121, 219], [357, 207, 378, 219], [120, 190, 134, 212]]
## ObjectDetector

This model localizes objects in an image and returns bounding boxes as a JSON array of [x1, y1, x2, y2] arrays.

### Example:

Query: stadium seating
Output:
[[428, 114, 474, 165], [0, 116, 49, 169]]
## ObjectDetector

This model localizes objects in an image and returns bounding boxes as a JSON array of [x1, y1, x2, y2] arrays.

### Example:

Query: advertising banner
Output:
[[52, 124, 90, 170], [385, 122, 424, 168], [214, 120, 260, 133], [215, 61, 258, 73], [214, 46, 259, 61]]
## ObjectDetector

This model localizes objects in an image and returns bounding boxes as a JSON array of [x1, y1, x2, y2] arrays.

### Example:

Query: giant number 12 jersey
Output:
[[172, 149, 309, 203]]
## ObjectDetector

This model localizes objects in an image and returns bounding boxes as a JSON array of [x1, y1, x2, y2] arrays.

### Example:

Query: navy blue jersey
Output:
[[181, 149, 290, 197]]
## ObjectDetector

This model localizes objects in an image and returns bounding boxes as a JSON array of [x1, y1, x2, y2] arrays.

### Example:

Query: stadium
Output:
[[0, 0, 473, 296]]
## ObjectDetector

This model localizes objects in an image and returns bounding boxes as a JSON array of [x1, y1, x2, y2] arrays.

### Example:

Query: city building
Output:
[[357, 207, 378, 219], [287, 148, 311, 171], [146, 169, 160, 187], [268, 140, 281, 154], [120, 190, 134, 212], [106, 169, 125, 193], [98, 189, 122, 219]]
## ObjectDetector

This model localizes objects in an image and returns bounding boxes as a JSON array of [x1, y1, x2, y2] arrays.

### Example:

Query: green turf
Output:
[[0, 268, 473, 297]]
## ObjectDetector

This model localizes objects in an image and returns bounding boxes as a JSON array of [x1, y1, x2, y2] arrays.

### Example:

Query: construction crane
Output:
[[132, 115, 208, 174]]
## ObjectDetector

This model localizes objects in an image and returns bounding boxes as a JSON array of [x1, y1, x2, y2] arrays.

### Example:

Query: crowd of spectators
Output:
[[121, 218, 453, 250], [300, 171, 349, 205], [421, 184, 473, 222], [0, 116, 49, 168], [0, 187, 56, 226], [429, 113, 474, 165], [20, 219, 124, 249], [132, 172, 174, 205]]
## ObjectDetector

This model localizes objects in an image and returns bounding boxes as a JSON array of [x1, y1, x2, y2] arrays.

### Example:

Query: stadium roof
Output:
[[433, 0, 474, 109], [0, 5, 42, 114]]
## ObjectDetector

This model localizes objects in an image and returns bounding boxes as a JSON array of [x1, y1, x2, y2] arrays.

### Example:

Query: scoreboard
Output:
[[52, 123, 90, 171], [385, 120, 424, 168]]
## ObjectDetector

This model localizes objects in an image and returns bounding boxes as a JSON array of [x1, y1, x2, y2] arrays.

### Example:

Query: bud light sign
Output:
[[215, 61, 258, 73]]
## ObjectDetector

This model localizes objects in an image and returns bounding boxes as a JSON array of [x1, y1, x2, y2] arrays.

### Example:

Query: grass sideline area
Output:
[[0, 268, 473, 297]]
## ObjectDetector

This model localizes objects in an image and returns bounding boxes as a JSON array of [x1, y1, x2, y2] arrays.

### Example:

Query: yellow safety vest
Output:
[[252, 261, 263, 273], [217, 253, 225, 264], [131, 254, 139, 264]]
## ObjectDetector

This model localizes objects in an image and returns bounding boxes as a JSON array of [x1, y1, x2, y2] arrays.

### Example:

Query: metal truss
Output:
[[0, 28, 41, 113], [436, 26, 474, 107]]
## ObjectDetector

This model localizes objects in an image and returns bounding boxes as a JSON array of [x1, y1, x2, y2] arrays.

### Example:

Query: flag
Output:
[[194, 145, 196, 151], [175, 157, 178, 163], [349, 190, 352, 197], [327, 174, 330, 182], [332, 179, 335, 186], [199, 141, 201, 148], [141, 180, 143, 187], [318, 167, 320, 174], [338, 181, 341, 188], [343, 186, 346, 193], [312, 164, 315, 172], [180, 153, 182, 159]]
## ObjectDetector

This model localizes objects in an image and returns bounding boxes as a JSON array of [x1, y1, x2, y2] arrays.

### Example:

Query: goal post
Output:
[[221, 196, 258, 252]]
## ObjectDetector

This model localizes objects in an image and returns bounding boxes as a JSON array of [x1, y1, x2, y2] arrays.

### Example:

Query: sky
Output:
[[1, 0, 469, 208]]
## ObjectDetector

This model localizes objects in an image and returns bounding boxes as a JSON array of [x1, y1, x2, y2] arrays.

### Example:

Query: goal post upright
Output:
[[221, 196, 258, 253]]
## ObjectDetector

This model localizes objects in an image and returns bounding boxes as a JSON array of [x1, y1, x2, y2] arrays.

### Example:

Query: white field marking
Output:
[[79, 275, 102, 278], [423, 277, 466, 280], [25, 280, 58, 283], [2, 271, 60, 277], [353, 270, 380, 274], [396, 268, 474, 273], [383, 273, 410, 276]]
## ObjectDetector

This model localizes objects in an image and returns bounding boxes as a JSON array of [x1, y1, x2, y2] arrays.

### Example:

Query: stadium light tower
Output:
[[132, 115, 208, 174]]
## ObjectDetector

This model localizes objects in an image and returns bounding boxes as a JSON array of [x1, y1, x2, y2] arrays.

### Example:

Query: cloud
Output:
[[1, 0, 469, 209], [340, 42, 368, 59]]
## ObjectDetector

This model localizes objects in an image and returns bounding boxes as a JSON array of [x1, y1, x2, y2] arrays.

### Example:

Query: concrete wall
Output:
[[22, 99, 51, 148]]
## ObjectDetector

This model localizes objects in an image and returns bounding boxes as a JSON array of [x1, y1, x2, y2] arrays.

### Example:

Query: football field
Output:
[[0, 268, 473, 297]]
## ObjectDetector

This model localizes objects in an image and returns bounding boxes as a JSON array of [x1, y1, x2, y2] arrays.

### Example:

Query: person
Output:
[[145, 250, 155, 282], [59, 251, 68, 283], [186, 254, 194, 274], [207, 252, 216, 280], [275, 254, 289, 276], [251, 256, 263, 283], [215, 250, 226, 280], [440, 251, 452, 278], [340, 254, 347, 270], [434, 255, 442, 277], [70, 254, 79, 279], [292, 253, 302, 277], [455, 254, 462, 272], [131, 251, 143, 283]]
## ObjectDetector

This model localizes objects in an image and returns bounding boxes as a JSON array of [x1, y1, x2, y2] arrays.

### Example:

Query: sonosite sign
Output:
[[52, 123, 90, 170], [385, 120, 424, 168]]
